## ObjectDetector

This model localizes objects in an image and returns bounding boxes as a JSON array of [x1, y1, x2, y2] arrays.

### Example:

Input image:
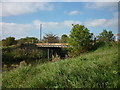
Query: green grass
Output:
[[2, 43, 119, 88], [0, 73, 2, 89]]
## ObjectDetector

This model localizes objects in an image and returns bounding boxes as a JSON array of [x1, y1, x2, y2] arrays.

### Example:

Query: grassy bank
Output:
[[2, 43, 119, 88]]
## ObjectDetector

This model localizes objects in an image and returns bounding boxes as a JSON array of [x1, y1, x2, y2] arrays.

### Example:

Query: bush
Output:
[[2, 44, 47, 64], [2, 37, 16, 46], [2, 51, 14, 64], [52, 54, 61, 62], [2, 43, 118, 88]]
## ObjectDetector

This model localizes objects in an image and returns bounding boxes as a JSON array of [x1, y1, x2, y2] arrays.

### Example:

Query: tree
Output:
[[17, 37, 39, 44], [2, 37, 16, 46], [97, 29, 115, 42], [43, 33, 59, 43], [60, 34, 69, 43], [68, 24, 94, 56]]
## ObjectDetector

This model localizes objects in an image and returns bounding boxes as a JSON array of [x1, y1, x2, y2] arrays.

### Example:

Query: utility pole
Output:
[[40, 24, 42, 42]]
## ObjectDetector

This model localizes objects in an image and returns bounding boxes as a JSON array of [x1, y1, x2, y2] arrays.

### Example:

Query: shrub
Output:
[[2, 44, 47, 64], [2, 43, 118, 88], [19, 61, 27, 67], [52, 54, 61, 62]]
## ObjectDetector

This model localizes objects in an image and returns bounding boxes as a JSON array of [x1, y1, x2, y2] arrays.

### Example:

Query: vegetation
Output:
[[60, 34, 69, 43], [2, 42, 119, 88], [2, 44, 47, 66], [42, 33, 59, 43], [68, 24, 94, 57], [2, 37, 16, 46], [2, 37, 39, 46], [1, 25, 116, 65], [97, 29, 115, 42], [2, 24, 119, 88], [17, 37, 39, 44], [0, 73, 1, 89]]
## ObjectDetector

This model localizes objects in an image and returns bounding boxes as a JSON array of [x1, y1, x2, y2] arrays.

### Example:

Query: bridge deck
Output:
[[35, 43, 70, 48]]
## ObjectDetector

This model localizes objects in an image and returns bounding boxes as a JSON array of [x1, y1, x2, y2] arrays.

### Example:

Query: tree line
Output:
[[68, 24, 115, 57], [2, 24, 116, 56], [2, 34, 69, 46]]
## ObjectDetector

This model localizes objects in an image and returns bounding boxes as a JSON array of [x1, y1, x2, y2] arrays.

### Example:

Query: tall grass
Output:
[[0, 73, 1, 89], [2, 43, 119, 88]]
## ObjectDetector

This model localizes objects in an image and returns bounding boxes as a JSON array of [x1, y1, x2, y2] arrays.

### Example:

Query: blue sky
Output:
[[1, 1, 118, 39]]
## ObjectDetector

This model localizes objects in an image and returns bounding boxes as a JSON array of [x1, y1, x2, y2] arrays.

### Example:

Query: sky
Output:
[[0, 0, 119, 40]]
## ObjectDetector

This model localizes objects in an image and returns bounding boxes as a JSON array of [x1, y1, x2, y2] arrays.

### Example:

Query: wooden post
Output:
[[48, 48, 50, 60]]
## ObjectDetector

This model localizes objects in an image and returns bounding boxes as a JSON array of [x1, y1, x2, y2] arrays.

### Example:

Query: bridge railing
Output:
[[35, 43, 70, 47], [36, 43, 69, 45]]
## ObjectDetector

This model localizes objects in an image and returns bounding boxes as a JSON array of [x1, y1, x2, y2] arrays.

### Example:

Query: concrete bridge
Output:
[[35, 43, 70, 59], [35, 43, 70, 48]]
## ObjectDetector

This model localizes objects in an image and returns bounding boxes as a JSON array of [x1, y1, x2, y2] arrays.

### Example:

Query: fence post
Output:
[[48, 48, 50, 60]]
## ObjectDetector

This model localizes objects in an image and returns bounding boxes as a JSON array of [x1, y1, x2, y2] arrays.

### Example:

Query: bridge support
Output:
[[48, 48, 50, 60]]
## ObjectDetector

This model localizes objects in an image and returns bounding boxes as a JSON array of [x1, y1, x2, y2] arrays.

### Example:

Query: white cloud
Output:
[[66, 10, 83, 16], [113, 12, 119, 17], [85, 19, 107, 27], [1, 20, 82, 39], [84, 18, 118, 28], [1, 22, 33, 38], [63, 20, 81, 26], [1, 2, 54, 16], [105, 18, 118, 27], [1, 0, 54, 2], [69, 11, 79, 15], [33, 20, 82, 30], [0, 4, 2, 17], [1, 17, 117, 39], [85, 2, 118, 11], [66, 0, 119, 2], [1, 0, 119, 2]]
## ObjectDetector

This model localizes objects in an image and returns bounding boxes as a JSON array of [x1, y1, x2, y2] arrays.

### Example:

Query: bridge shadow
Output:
[[36, 43, 69, 60], [38, 47, 68, 60]]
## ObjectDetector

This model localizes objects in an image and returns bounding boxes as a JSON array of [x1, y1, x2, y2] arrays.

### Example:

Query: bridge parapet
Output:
[[35, 43, 70, 48]]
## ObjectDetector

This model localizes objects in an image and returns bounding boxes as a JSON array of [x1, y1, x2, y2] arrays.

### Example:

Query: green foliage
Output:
[[17, 37, 39, 45], [60, 34, 69, 43], [97, 29, 115, 42], [2, 44, 47, 64], [68, 24, 94, 56], [2, 37, 39, 46], [12, 49, 46, 60], [0, 74, 1, 89], [2, 50, 14, 64], [52, 54, 61, 62], [43, 33, 59, 43], [2, 37, 16, 46], [2, 42, 119, 88]]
